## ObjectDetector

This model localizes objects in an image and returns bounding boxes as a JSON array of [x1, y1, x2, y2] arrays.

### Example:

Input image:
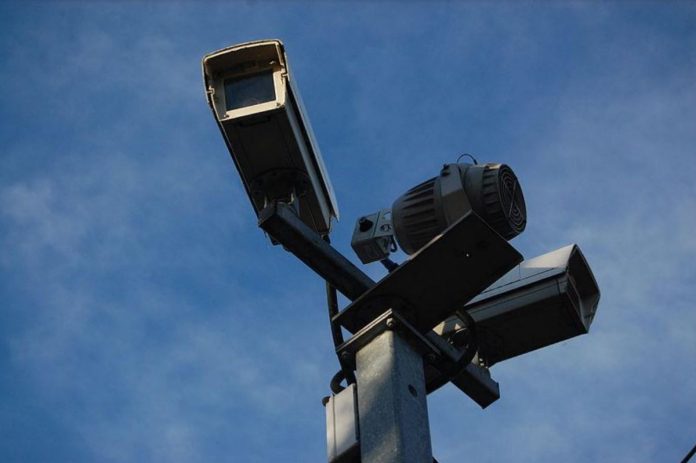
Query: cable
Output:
[[681, 442, 696, 463], [452, 309, 479, 368], [457, 153, 478, 165], [325, 278, 344, 347], [326, 278, 357, 389], [380, 258, 399, 273], [330, 369, 346, 394], [323, 236, 356, 389]]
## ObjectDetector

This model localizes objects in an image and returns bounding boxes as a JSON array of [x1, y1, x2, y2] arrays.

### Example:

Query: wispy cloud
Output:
[[1, 2, 695, 463]]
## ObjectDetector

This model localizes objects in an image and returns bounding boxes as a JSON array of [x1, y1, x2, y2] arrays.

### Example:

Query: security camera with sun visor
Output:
[[202, 39, 339, 236]]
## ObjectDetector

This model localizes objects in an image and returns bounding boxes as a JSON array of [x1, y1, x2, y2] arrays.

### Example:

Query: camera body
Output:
[[437, 244, 601, 365], [203, 39, 339, 235]]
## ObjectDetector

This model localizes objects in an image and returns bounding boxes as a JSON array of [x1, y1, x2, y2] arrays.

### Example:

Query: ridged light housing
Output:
[[392, 163, 526, 255]]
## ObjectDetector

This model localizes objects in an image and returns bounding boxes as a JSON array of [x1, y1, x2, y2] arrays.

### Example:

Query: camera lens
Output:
[[224, 71, 275, 110]]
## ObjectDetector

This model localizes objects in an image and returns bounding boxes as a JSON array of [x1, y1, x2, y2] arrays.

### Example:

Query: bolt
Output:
[[340, 351, 353, 361], [386, 317, 396, 330]]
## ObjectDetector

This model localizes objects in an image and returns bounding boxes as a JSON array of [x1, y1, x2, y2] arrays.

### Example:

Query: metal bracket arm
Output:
[[258, 201, 375, 300], [259, 202, 500, 407]]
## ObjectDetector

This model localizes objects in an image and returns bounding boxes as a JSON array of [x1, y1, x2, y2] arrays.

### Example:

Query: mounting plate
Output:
[[333, 211, 523, 334]]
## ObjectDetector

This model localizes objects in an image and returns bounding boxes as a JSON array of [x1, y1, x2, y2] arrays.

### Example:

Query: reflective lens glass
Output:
[[224, 71, 275, 111]]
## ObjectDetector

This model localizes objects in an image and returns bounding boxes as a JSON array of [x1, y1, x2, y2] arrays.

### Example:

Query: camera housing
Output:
[[202, 39, 339, 235], [436, 244, 601, 366], [392, 163, 526, 255], [350, 209, 395, 264], [351, 162, 526, 264]]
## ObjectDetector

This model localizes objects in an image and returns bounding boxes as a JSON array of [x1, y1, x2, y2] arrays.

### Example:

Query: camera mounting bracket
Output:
[[333, 211, 523, 335], [336, 308, 500, 408]]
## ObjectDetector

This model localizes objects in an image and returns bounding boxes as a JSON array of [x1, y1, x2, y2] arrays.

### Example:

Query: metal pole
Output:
[[355, 325, 433, 463]]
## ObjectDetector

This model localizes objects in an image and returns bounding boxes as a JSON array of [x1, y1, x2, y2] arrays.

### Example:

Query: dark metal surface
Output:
[[334, 211, 523, 334], [336, 310, 440, 367], [468, 275, 589, 365], [423, 331, 500, 408], [258, 202, 375, 300], [260, 202, 502, 406], [462, 244, 601, 365], [336, 309, 500, 408]]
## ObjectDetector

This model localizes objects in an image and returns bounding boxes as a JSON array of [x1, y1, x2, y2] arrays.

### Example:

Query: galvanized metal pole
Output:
[[355, 325, 433, 463]]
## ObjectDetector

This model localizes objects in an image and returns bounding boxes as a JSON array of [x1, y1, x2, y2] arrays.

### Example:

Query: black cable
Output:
[[681, 442, 696, 463], [323, 236, 356, 389], [390, 236, 398, 252], [380, 258, 399, 273], [325, 277, 344, 347], [457, 152, 478, 165], [329, 370, 346, 394], [453, 309, 479, 368], [326, 279, 357, 389]]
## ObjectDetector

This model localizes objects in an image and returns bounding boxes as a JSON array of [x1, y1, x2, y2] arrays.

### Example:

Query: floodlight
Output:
[[202, 39, 339, 235], [351, 162, 526, 264], [392, 162, 526, 255], [436, 244, 601, 365]]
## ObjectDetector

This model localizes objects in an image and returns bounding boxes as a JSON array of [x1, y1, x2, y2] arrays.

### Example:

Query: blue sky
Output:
[[1, 2, 695, 462]]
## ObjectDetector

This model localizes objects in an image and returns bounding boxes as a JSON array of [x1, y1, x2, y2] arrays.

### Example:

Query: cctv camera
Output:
[[436, 244, 600, 366], [202, 39, 339, 235]]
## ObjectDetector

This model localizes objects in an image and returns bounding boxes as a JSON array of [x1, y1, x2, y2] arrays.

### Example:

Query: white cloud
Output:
[[2, 3, 695, 462]]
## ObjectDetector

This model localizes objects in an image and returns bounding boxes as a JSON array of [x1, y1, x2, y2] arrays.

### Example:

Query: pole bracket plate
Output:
[[336, 309, 500, 408]]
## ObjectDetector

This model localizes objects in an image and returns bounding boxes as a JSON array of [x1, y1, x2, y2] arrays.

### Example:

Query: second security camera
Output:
[[202, 39, 339, 235], [436, 244, 601, 365]]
